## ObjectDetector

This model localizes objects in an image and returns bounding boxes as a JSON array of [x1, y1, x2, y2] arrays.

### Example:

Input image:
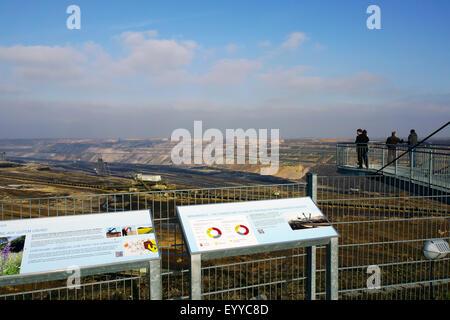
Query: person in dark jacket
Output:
[[355, 129, 369, 168], [361, 130, 370, 168], [386, 131, 404, 165], [407, 129, 418, 167]]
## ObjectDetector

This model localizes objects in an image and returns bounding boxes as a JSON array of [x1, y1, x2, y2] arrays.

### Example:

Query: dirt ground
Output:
[[0, 162, 133, 199]]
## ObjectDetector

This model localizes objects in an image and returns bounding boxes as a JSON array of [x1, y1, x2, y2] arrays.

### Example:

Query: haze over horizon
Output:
[[0, 1, 449, 140]]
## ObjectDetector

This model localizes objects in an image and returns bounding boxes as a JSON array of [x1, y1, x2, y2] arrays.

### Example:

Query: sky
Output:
[[0, 0, 449, 140]]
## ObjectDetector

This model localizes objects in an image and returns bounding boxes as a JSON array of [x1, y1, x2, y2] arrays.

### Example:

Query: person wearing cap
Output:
[[386, 131, 404, 165], [408, 129, 418, 167]]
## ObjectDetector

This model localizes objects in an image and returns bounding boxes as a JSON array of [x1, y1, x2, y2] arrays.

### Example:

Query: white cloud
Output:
[[115, 31, 197, 75], [147, 58, 263, 87], [2, 93, 448, 139], [257, 67, 387, 94], [200, 58, 262, 86], [225, 43, 241, 54], [0, 45, 87, 81], [0, 31, 200, 87], [280, 32, 309, 50], [117, 30, 158, 45], [0, 45, 86, 66], [0, 29, 407, 137]]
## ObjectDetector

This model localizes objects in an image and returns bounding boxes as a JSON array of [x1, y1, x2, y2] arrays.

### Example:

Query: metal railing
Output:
[[0, 176, 448, 300], [336, 142, 450, 190]]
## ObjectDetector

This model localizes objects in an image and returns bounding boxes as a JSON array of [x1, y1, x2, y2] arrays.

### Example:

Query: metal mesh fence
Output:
[[200, 248, 308, 300], [316, 175, 449, 300], [0, 270, 150, 300], [0, 177, 448, 300]]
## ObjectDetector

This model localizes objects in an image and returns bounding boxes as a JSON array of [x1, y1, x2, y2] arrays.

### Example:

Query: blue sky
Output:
[[0, 0, 449, 139]]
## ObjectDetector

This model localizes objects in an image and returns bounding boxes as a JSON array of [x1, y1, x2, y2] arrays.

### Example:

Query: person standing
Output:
[[386, 131, 403, 165], [361, 130, 370, 168], [355, 129, 362, 168], [355, 129, 364, 168], [408, 129, 418, 167]]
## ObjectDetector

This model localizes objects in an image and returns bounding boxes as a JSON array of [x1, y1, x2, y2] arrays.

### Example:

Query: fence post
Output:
[[306, 173, 318, 300], [190, 253, 202, 300], [326, 237, 339, 300], [306, 173, 317, 203], [306, 246, 316, 300], [149, 259, 162, 300]]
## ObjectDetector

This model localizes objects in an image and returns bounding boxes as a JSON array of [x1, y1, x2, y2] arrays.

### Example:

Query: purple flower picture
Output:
[[0, 235, 26, 276]]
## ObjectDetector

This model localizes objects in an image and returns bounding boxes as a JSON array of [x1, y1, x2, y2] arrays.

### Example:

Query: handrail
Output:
[[337, 142, 450, 151], [336, 122, 450, 183], [375, 121, 449, 174], [336, 143, 450, 157]]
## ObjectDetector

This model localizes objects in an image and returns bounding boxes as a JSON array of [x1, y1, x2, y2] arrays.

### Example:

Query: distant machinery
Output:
[[134, 174, 162, 183], [0, 152, 6, 162], [94, 157, 111, 176], [133, 173, 166, 191]]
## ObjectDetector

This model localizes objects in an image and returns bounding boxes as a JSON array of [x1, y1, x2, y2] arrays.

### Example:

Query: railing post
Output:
[[336, 145, 339, 166], [410, 148, 413, 182], [382, 148, 385, 168], [346, 145, 350, 166], [344, 146, 348, 166], [428, 149, 433, 187], [395, 149, 398, 175]]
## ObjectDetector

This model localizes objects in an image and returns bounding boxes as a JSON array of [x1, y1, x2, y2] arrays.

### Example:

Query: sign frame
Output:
[[0, 210, 162, 300], [176, 197, 339, 300]]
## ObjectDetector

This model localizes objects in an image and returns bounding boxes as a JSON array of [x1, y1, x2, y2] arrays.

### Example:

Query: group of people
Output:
[[355, 129, 418, 169]]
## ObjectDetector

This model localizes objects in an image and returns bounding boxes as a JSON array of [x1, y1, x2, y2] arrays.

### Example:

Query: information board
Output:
[[177, 197, 338, 254], [0, 210, 159, 278]]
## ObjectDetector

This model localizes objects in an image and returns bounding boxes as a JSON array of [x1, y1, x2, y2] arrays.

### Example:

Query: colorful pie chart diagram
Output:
[[206, 227, 222, 239], [235, 225, 250, 235]]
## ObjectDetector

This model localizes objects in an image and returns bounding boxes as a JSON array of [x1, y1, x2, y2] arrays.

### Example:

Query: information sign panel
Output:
[[0, 210, 159, 278], [177, 197, 338, 255]]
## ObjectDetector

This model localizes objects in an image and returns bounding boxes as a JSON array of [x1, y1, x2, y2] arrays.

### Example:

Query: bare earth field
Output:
[[0, 138, 345, 199], [0, 138, 345, 198]]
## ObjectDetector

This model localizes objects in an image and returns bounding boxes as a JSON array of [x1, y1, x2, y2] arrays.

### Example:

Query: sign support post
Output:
[[306, 173, 318, 299], [149, 259, 162, 300], [326, 237, 339, 300], [190, 253, 202, 300], [306, 245, 316, 300], [179, 197, 339, 300]]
